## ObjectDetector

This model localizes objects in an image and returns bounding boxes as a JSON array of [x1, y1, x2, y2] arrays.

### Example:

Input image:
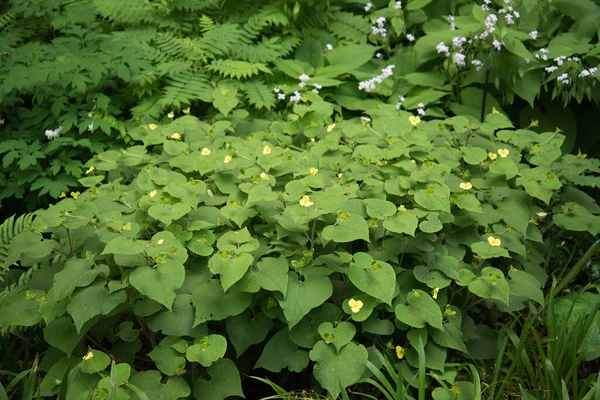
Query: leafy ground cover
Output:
[[1, 0, 600, 399]]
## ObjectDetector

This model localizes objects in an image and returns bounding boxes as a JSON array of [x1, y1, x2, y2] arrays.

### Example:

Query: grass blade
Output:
[[416, 334, 426, 400]]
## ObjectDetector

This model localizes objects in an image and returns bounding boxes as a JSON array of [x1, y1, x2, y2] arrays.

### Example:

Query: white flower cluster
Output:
[[529, 30, 538, 40], [406, 33, 415, 41], [290, 91, 302, 102], [557, 73, 569, 85], [579, 67, 598, 78], [274, 87, 286, 100], [45, 126, 62, 140], [298, 73, 310, 88], [312, 83, 322, 94], [448, 15, 455, 30], [436, 42, 450, 57], [371, 17, 387, 37], [472, 59, 484, 71], [417, 103, 426, 116], [396, 95, 405, 110], [535, 48, 549, 61], [325, 44, 333, 51], [394, 1, 402, 9], [365, 2, 372, 12], [540, 53, 596, 83], [358, 65, 395, 92], [492, 39, 503, 51]]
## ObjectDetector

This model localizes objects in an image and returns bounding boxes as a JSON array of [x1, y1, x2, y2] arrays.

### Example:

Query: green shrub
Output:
[[1, 95, 599, 397]]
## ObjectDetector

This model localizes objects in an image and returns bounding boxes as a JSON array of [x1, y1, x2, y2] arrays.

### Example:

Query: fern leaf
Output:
[[207, 60, 272, 79], [93, 0, 155, 23], [244, 79, 275, 110], [0, 12, 16, 31], [0, 213, 36, 272], [159, 70, 212, 108], [197, 23, 244, 60], [329, 11, 370, 43]]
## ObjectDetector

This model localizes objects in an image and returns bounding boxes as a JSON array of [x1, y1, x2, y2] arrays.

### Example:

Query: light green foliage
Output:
[[1, 0, 600, 399]]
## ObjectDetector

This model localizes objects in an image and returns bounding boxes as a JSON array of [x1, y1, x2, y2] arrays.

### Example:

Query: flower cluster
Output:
[[45, 126, 62, 140], [448, 14, 455, 30], [535, 48, 549, 61], [417, 103, 426, 116], [298, 74, 310, 88], [394, 1, 402, 9], [364, 2, 372, 12], [396, 95, 405, 110], [358, 65, 395, 92], [472, 59, 484, 71], [371, 17, 387, 37]]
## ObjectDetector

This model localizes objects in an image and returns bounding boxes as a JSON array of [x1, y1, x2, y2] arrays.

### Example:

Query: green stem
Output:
[[554, 239, 600, 294]]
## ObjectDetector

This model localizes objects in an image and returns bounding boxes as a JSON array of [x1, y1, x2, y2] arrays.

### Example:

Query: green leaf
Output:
[[323, 44, 375, 71], [81, 349, 110, 374], [348, 252, 396, 305], [255, 329, 310, 373], [43, 317, 88, 357], [226, 311, 273, 357], [212, 85, 239, 116], [430, 306, 468, 353], [147, 294, 199, 337], [235, 256, 289, 296], [468, 267, 510, 305], [364, 199, 397, 219], [503, 33, 533, 60], [383, 212, 418, 236], [419, 212, 443, 233], [102, 237, 146, 255], [471, 240, 510, 259], [193, 359, 244, 400], [309, 341, 368, 399], [278, 273, 333, 328], [414, 183, 451, 213], [208, 252, 254, 292], [148, 203, 192, 226], [317, 322, 356, 352], [395, 289, 443, 329], [192, 280, 252, 326], [129, 371, 191, 400], [186, 335, 227, 367], [67, 280, 127, 332], [148, 337, 187, 376], [489, 158, 519, 179], [52, 259, 110, 299], [322, 213, 370, 243], [508, 269, 544, 305], [130, 261, 185, 310]]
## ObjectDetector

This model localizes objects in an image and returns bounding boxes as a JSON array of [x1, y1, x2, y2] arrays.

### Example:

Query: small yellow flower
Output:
[[498, 148, 510, 158], [492, 107, 498, 114], [224, 155, 232, 164], [149, 124, 158, 130], [310, 138, 315, 143], [536, 212, 548, 218], [157, 239, 164, 245], [260, 172, 269, 180], [85, 166, 95, 175], [433, 287, 440, 299], [183, 107, 190, 115], [327, 123, 336, 132], [150, 190, 158, 198], [59, 192, 67, 198], [263, 145, 272, 155], [83, 351, 94, 361], [170, 133, 181, 140], [201, 147, 211, 156], [348, 298, 364, 313], [409, 115, 421, 126], [487, 236, 501, 247], [71, 191, 80, 199], [411, 160, 416, 164], [459, 182, 473, 190], [337, 173, 343, 178], [488, 152, 497, 160], [398, 205, 406, 211], [299, 195, 313, 207], [395, 345, 405, 360], [310, 167, 318, 175], [122, 223, 131, 231], [167, 112, 174, 119]]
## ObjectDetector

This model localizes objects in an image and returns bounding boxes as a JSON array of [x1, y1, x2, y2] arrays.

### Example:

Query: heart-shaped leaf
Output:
[[318, 322, 356, 352]]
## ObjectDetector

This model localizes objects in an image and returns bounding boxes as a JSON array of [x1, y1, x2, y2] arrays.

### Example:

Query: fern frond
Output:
[[93, 0, 155, 23], [0, 264, 42, 335], [159, 69, 212, 108], [207, 59, 272, 79], [244, 79, 275, 110], [329, 11, 370, 43], [169, 0, 219, 12], [254, 5, 289, 27], [0, 12, 16, 31], [199, 15, 215, 33], [232, 37, 284, 63], [197, 23, 244, 60], [0, 213, 36, 272]]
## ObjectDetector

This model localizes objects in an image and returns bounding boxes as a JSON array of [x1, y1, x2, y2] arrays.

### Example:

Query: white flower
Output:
[[406, 33, 415, 41], [88, 123, 94, 132], [396, 102, 403, 110], [472, 59, 484, 71], [394, 1, 402, 9], [376, 17, 386, 27], [493, 40, 503, 50], [505, 14, 514, 24], [557, 73, 569, 84], [376, 52, 383, 59], [312, 88, 319, 93], [454, 53, 466, 68], [278, 93, 286, 100], [436, 42, 450, 57], [299, 74, 310, 82], [325, 44, 333, 51], [313, 83, 322, 89], [452, 36, 467, 49], [529, 30, 538, 40], [364, 2, 372, 12], [298, 82, 306, 88], [45, 126, 62, 140], [448, 15, 454, 21], [545, 66, 558, 73], [417, 107, 426, 116], [273, 87, 280, 93], [485, 14, 498, 29], [525, 58, 531, 63], [290, 91, 302, 102], [358, 65, 395, 92], [361, 116, 371, 122]]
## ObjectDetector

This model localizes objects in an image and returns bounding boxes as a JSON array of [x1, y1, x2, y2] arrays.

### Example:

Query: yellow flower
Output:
[[310, 138, 315, 143], [488, 152, 497, 160], [201, 147, 211, 156], [310, 167, 318, 175], [395, 345, 405, 360], [409, 115, 421, 126], [337, 173, 343, 178], [411, 160, 416, 164], [433, 287, 440, 299], [263, 145, 272, 155], [487, 236, 501, 247], [157, 239, 164, 245], [149, 124, 158, 130], [327, 123, 336, 132], [398, 205, 406, 211], [170, 133, 181, 140], [59, 192, 67, 198], [492, 107, 498, 114], [299, 195, 313, 207], [536, 212, 548, 218], [498, 148, 509, 158], [150, 190, 158, 198], [260, 172, 269, 180], [224, 155, 232, 164], [348, 298, 364, 313], [85, 166, 95, 175], [167, 112, 174, 119], [83, 351, 94, 361], [122, 223, 131, 231], [459, 182, 473, 190], [71, 191, 80, 199], [183, 107, 190, 115]]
